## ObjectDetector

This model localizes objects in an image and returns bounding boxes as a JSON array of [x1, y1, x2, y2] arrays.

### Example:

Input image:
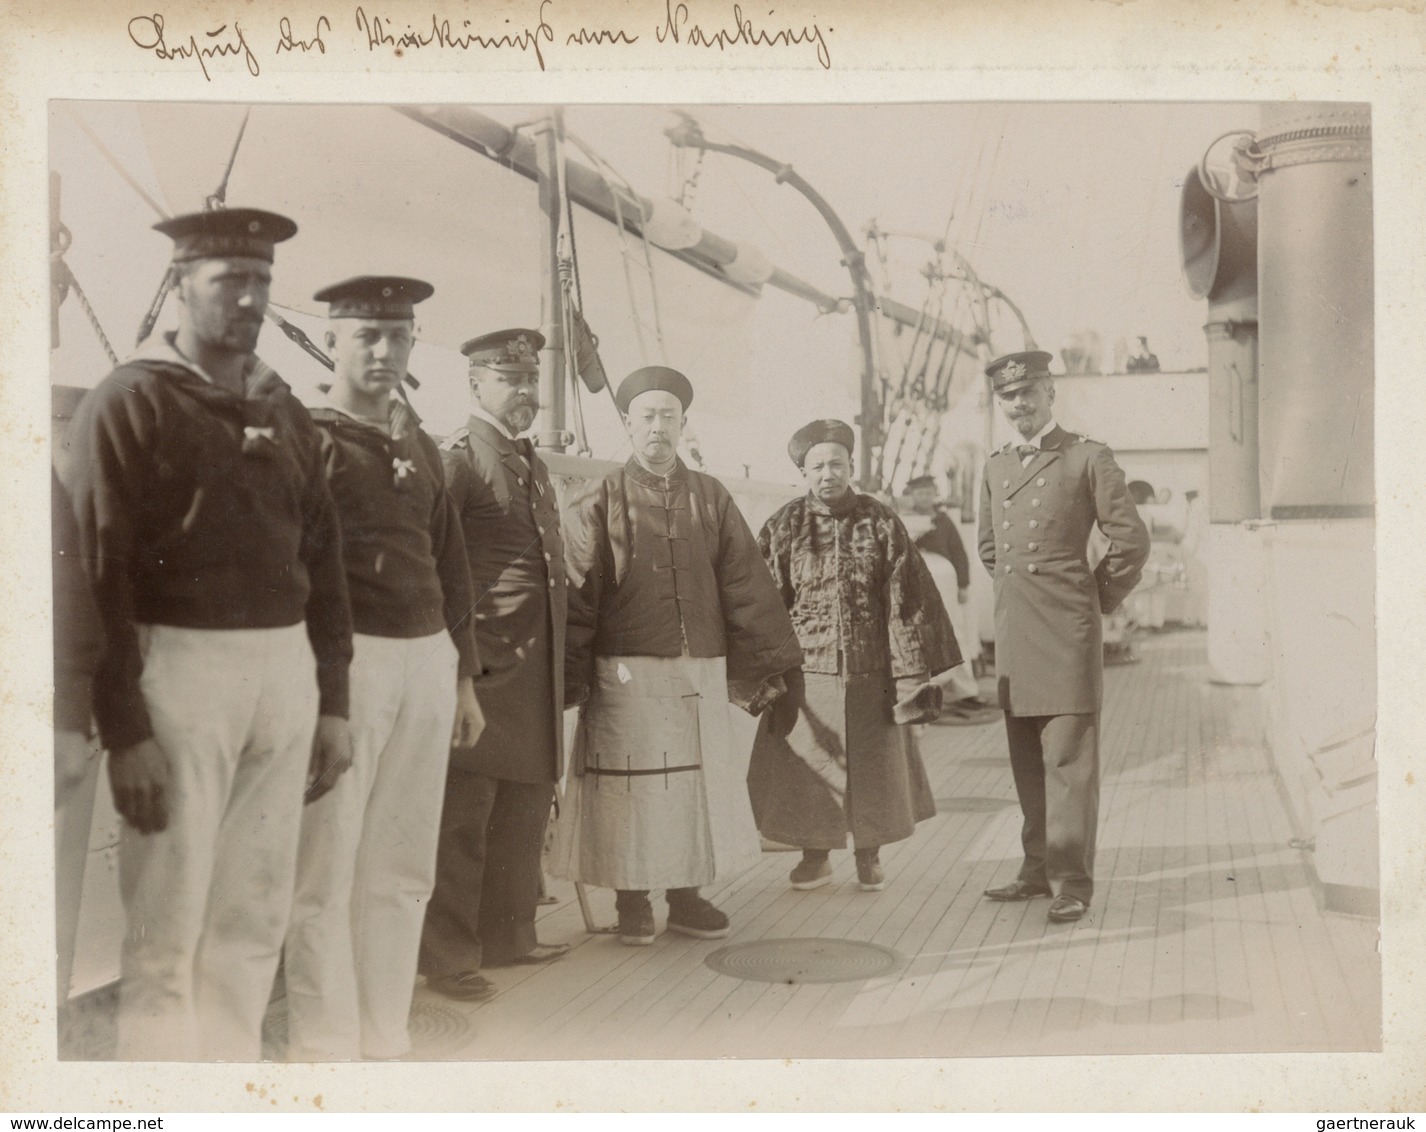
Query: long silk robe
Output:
[[551, 458, 803, 890]]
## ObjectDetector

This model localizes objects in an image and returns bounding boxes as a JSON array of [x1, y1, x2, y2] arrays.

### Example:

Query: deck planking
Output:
[[59, 630, 1381, 1063]]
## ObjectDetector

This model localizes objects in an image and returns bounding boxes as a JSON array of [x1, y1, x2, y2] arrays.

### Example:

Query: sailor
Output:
[[283, 276, 485, 1059], [552, 367, 804, 945], [418, 328, 570, 1002], [977, 350, 1149, 923], [60, 207, 355, 1060]]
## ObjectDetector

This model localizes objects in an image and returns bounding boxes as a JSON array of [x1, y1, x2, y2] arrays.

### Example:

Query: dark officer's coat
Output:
[[442, 417, 567, 781], [977, 424, 1149, 717]]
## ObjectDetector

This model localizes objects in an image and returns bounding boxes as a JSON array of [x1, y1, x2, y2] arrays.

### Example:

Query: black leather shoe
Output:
[[984, 879, 1053, 901], [484, 942, 571, 967], [426, 971, 498, 1002], [1047, 895, 1089, 922]]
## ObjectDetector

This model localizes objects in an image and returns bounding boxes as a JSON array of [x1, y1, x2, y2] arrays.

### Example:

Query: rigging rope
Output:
[[568, 130, 670, 368], [50, 193, 120, 366], [58, 263, 120, 369], [66, 109, 170, 221]]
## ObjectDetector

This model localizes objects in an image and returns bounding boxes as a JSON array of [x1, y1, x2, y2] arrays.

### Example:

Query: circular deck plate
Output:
[[706, 938, 901, 985], [408, 1000, 473, 1046], [261, 996, 473, 1057]]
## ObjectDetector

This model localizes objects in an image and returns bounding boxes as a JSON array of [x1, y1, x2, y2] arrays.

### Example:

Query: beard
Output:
[[209, 315, 263, 354], [505, 403, 537, 433]]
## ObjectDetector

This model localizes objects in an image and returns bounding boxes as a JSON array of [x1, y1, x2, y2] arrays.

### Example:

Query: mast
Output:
[[532, 110, 568, 449]]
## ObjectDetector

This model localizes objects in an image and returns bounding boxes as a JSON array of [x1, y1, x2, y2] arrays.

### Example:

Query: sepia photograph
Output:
[[46, 97, 1381, 1069]]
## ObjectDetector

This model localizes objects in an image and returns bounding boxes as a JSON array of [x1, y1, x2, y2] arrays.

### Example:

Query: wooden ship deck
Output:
[[61, 629, 1380, 1062]]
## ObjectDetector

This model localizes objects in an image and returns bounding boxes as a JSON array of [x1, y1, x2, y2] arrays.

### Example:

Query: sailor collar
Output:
[[130, 332, 280, 399]]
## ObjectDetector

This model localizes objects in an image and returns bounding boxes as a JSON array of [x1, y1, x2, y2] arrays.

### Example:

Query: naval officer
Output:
[[418, 329, 570, 1001], [977, 350, 1149, 923]]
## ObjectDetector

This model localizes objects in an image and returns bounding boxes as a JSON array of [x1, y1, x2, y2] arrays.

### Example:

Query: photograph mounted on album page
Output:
[[2, 0, 1423, 1115]]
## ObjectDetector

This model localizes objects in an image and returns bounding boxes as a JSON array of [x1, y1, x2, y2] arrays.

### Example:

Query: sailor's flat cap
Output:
[[153, 207, 297, 264], [314, 275, 433, 319]]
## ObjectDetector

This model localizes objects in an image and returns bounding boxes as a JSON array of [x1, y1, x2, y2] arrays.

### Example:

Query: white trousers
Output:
[[285, 631, 457, 1061], [116, 623, 317, 1062], [55, 731, 102, 1005]]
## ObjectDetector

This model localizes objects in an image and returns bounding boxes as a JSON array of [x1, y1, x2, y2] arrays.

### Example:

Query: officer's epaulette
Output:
[[1073, 432, 1101, 446], [994, 441, 1016, 456], [438, 427, 470, 451]]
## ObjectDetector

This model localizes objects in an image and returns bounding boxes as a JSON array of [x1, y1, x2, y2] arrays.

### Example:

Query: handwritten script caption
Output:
[[127, 0, 833, 79]]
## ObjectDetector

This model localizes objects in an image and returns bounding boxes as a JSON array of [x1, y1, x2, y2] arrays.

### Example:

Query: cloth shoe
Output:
[[789, 850, 833, 891], [854, 848, 885, 892], [616, 891, 657, 947], [665, 889, 730, 939]]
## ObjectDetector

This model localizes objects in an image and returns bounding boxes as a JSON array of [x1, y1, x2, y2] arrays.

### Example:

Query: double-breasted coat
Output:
[[441, 417, 567, 781], [977, 422, 1149, 902], [420, 416, 568, 974], [977, 424, 1149, 716]]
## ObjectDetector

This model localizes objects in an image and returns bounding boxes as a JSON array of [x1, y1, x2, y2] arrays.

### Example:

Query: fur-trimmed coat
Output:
[[756, 490, 961, 681], [747, 490, 959, 849]]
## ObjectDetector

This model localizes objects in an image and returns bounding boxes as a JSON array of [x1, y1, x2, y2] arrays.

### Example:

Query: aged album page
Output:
[[1, 0, 1423, 1113]]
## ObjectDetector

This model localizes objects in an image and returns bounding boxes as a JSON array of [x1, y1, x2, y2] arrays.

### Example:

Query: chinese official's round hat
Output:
[[985, 350, 1054, 393], [615, 366, 694, 414], [153, 207, 297, 264], [788, 418, 855, 468], [314, 276, 433, 319], [461, 329, 545, 373]]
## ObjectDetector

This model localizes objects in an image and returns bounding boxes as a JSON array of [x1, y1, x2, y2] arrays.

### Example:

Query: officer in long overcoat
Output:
[[418, 328, 569, 1001], [977, 351, 1149, 923]]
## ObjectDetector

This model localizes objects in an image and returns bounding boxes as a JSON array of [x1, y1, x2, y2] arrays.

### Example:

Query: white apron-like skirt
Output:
[[551, 654, 762, 891]]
